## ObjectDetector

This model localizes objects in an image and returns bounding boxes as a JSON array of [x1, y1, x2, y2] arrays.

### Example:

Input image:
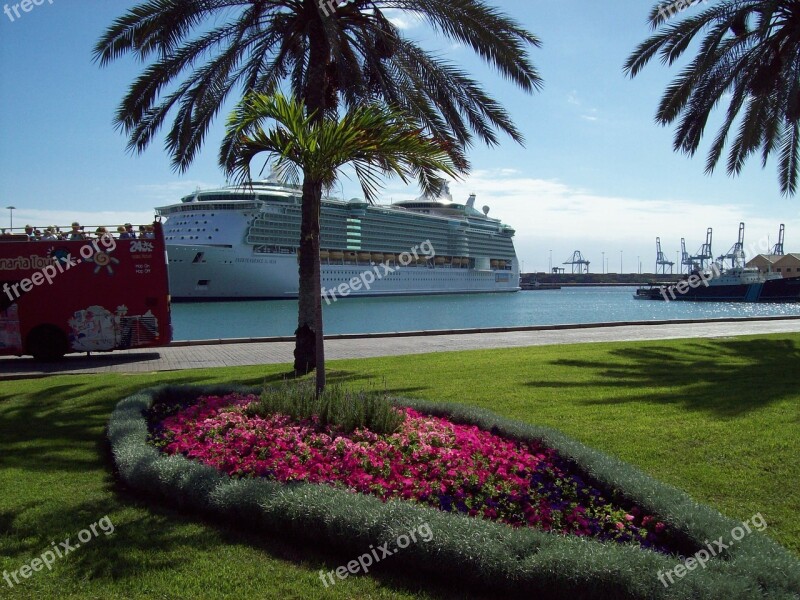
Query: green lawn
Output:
[[1, 333, 798, 599]]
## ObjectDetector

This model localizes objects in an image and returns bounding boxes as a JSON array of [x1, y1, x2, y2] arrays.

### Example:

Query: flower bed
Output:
[[109, 385, 800, 600], [148, 393, 672, 551]]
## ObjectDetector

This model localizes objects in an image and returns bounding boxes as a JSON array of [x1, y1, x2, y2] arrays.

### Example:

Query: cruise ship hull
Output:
[[167, 244, 520, 301]]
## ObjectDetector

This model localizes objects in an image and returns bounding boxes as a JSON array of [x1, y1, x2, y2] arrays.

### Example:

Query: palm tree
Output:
[[221, 92, 459, 392], [94, 1, 541, 374], [625, 1, 800, 195]]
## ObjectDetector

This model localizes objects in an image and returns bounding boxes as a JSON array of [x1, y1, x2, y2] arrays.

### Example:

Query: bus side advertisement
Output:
[[0, 222, 172, 360]]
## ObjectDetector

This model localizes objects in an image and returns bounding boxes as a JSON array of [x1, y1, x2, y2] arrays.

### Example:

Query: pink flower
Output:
[[150, 394, 673, 552]]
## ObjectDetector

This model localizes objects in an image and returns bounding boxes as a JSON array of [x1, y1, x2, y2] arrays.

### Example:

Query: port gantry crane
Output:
[[718, 222, 746, 269], [563, 251, 590, 274], [655, 237, 675, 274], [772, 224, 785, 256], [680, 238, 699, 274], [688, 228, 713, 271]]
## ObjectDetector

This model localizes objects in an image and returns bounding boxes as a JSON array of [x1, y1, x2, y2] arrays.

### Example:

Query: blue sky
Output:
[[0, 0, 797, 272]]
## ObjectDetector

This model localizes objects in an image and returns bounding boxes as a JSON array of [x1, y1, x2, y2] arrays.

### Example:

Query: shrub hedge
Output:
[[108, 385, 800, 599], [246, 379, 404, 434]]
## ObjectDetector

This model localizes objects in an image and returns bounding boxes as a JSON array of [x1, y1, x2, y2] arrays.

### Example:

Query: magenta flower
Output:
[[147, 394, 674, 552]]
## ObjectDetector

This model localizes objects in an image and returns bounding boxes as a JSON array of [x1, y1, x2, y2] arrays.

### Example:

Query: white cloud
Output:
[[9, 209, 155, 230], [7, 180, 220, 230], [12, 173, 794, 276], [381, 8, 423, 30], [437, 170, 798, 272], [567, 90, 580, 105], [567, 92, 601, 122], [134, 180, 223, 205]]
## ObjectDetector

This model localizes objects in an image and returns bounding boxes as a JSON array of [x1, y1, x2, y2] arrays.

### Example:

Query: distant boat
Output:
[[520, 279, 561, 291], [634, 265, 800, 302]]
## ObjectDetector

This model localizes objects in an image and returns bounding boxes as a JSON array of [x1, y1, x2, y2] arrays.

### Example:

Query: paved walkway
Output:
[[2, 317, 799, 379]]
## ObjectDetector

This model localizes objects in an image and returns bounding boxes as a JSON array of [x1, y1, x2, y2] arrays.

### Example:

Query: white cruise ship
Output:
[[156, 177, 520, 301]]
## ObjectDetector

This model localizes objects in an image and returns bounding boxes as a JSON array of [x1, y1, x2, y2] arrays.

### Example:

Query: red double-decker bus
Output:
[[0, 221, 171, 360]]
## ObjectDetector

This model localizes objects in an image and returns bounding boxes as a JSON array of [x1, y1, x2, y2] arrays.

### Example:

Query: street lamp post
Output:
[[5, 206, 15, 231], [548, 250, 552, 273], [601, 251, 605, 274], [637, 255, 640, 274], [620, 250, 623, 274]]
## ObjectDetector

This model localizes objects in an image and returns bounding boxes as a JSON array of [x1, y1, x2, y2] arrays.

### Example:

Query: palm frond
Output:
[[627, 0, 800, 194], [221, 93, 460, 201], [97, 0, 540, 173], [377, 0, 542, 92], [778, 118, 800, 195]]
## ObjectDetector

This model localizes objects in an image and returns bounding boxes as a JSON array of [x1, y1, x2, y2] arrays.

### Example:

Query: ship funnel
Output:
[[466, 194, 476, 209]]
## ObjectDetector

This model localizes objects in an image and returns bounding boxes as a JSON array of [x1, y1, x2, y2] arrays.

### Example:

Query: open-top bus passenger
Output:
[[69, 222, 86, 241], [120, 223, 136, 240], [41, 227, 58, 241]]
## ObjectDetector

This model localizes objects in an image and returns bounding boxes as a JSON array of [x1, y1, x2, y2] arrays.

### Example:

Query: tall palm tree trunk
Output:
[[293, 181, 319, 376], [294, 4, 328, 390], [297, 177, 326, 392]]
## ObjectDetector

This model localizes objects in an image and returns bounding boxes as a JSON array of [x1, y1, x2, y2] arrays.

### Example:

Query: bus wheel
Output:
[[27, 325, 69, 361]]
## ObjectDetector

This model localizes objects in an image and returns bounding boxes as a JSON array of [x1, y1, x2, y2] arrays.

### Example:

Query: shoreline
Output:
[[169, 314, 800, 346], [2, 316, 799, 378]]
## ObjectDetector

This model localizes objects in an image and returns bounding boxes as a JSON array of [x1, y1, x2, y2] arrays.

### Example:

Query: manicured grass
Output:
[[1, 333, 798, 598]]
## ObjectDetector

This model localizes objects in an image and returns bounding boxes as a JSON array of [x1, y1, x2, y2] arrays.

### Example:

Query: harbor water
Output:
[[171, 286, 800, 341]]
